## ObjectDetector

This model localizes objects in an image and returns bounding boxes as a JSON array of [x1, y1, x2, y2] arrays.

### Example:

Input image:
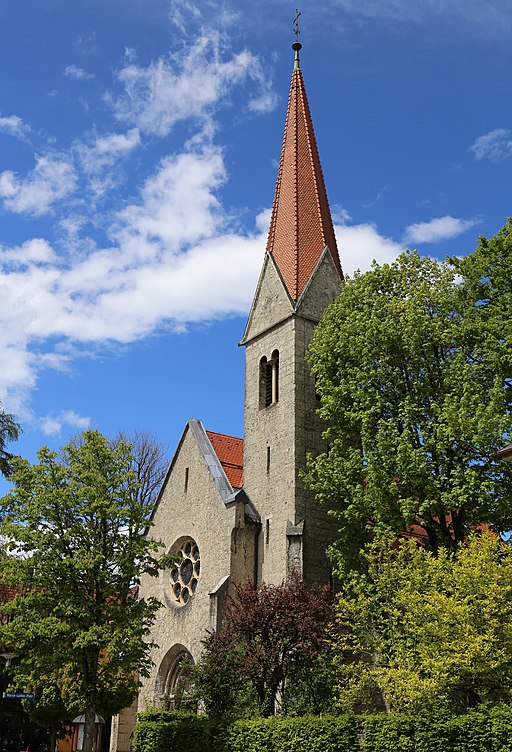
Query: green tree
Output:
[[0, 404, 20, 479], [112, 429, 168, 518], [305, 249, 512, 573], [194, 574, 333, 717], [0, 430, 167, 752], [452, 220, 512, 395], [333, 533, 512, 714], [68, 428, 168, 519]]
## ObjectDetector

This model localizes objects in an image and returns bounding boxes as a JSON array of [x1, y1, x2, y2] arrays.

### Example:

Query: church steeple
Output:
[[241, 35, 343, 587], [265, 42, 343, 302]]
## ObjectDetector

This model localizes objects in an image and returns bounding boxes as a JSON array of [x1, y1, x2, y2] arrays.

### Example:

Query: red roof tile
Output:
[[0, 584, 17, 605], [0, 583, 17, 625], [266, 65, 343, 301], [206, 431, 244, 489]]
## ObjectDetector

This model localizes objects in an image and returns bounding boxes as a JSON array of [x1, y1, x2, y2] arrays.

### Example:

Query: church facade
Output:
[[110, 42, 344, 751]]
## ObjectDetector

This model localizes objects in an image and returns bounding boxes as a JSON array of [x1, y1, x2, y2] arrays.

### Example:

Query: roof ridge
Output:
[[205, 429, 243, 441]]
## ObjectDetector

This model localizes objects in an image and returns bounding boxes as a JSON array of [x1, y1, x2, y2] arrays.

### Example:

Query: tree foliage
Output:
[[452, 219, 512, 397], [194, 575, 333, 717], [333, 533, 512, 715], [111, 429, 168, 518], [0, 403, 20, 478], [305, 246, 512, 572], [0, 430, 167, 752]]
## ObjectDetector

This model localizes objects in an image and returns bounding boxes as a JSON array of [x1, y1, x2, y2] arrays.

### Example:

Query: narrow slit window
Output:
[[259, 356, 269, 408], [265, 360, 273, 406], [271, 350, 279, 404], [265, 518, 270, 545], [184, 467, 189, 493], [266, 446, 271, 474], [259, 351, 279, 408]]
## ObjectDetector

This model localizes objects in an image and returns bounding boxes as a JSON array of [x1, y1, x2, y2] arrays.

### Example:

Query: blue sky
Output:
[[1, 0, 512, 486]]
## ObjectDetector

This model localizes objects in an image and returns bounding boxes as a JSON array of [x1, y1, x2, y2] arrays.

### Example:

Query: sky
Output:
[[1, 0, 512, 489]]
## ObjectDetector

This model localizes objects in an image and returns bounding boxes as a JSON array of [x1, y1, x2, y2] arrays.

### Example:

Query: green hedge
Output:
[[224, 715, 359, 752], [362, 709, 512, 752], [490, 705, 512, 752], [133, 711, 213, 752], [133, 706, 512, 752], [133, 712, 359, 752]]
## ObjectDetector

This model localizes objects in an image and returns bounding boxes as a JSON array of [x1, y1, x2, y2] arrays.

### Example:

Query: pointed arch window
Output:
[[259, 350, 279, 408]]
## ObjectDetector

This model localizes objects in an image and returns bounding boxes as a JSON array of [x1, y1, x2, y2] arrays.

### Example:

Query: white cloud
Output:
[[331, 204, 352, 224], [169, 0, 203, 33], [469, 128, 512, 162], [169, 0, 240, 36], [403, 215, 479, 245], [0, 239, 56, 267], [111, 32, 275, 137], [0, 144, 265, 413], [246, 64, 277, 115], [40, 410, 91, 437], [0, 25, 277, 419], [247, 87, 277, 115], [124, 47, 137, 63], [75, 128, 141, 195], [0, 114, 31, 139], [82, 129, 140, 166], [64, 64, 94, 81], [112, 146, 226, 256], [255, 208, 272, 233], [0, 140, 411, 417], [0, 156, 77, 216], [335, 222, 403, 277]]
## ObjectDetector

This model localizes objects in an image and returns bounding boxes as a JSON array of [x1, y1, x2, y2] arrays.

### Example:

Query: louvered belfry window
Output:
[[260, 350, 279, 408]]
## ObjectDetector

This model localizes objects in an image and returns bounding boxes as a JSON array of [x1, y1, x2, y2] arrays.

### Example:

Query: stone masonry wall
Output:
[[244, 314, 297, 585], [242, 254, 293, 345], [243, 248, 342, 587], [295, 250, 342, 583], [137, 426, 247, 709], [109, 696, 138, 752]]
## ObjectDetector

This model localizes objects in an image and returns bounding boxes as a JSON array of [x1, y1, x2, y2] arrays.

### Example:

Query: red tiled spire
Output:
[[266, 47, 343, 301]]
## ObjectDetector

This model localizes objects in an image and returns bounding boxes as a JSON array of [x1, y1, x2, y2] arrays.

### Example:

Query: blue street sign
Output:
[[2, 692, 35, 699]]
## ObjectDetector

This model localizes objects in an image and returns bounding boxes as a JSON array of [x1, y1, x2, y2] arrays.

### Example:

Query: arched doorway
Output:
[[156, 644, 195, 710]]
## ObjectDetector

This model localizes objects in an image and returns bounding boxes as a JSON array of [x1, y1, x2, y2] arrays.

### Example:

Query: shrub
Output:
[[132, 706, 512, 752], [132, 712, 210, 752], [362, 715, 415, 752]]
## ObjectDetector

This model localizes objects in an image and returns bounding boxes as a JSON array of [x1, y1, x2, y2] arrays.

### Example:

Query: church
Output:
[[111, 38, 344, 751]]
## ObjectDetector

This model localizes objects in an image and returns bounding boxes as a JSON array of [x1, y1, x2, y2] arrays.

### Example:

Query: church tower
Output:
[[241, 41, 343, 585]]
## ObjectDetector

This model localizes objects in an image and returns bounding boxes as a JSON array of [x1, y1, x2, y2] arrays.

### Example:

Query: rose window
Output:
[[170, 538, 200, 606]]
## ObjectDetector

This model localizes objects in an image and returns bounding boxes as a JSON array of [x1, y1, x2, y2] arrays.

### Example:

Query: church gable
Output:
[[151, 420, 242, 540], [137, 421, 255, 712], [295, 246, 343, 321], [241, 252, 294, 345], [146, 420, 252, 622]]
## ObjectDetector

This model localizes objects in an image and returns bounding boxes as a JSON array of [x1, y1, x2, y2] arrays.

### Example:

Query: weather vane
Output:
[[293, 9, 301, 44], [292, 8, 302, 69]]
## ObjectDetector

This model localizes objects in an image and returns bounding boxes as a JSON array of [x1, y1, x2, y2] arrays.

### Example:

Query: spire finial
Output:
[[292, 9, 302, 70]]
